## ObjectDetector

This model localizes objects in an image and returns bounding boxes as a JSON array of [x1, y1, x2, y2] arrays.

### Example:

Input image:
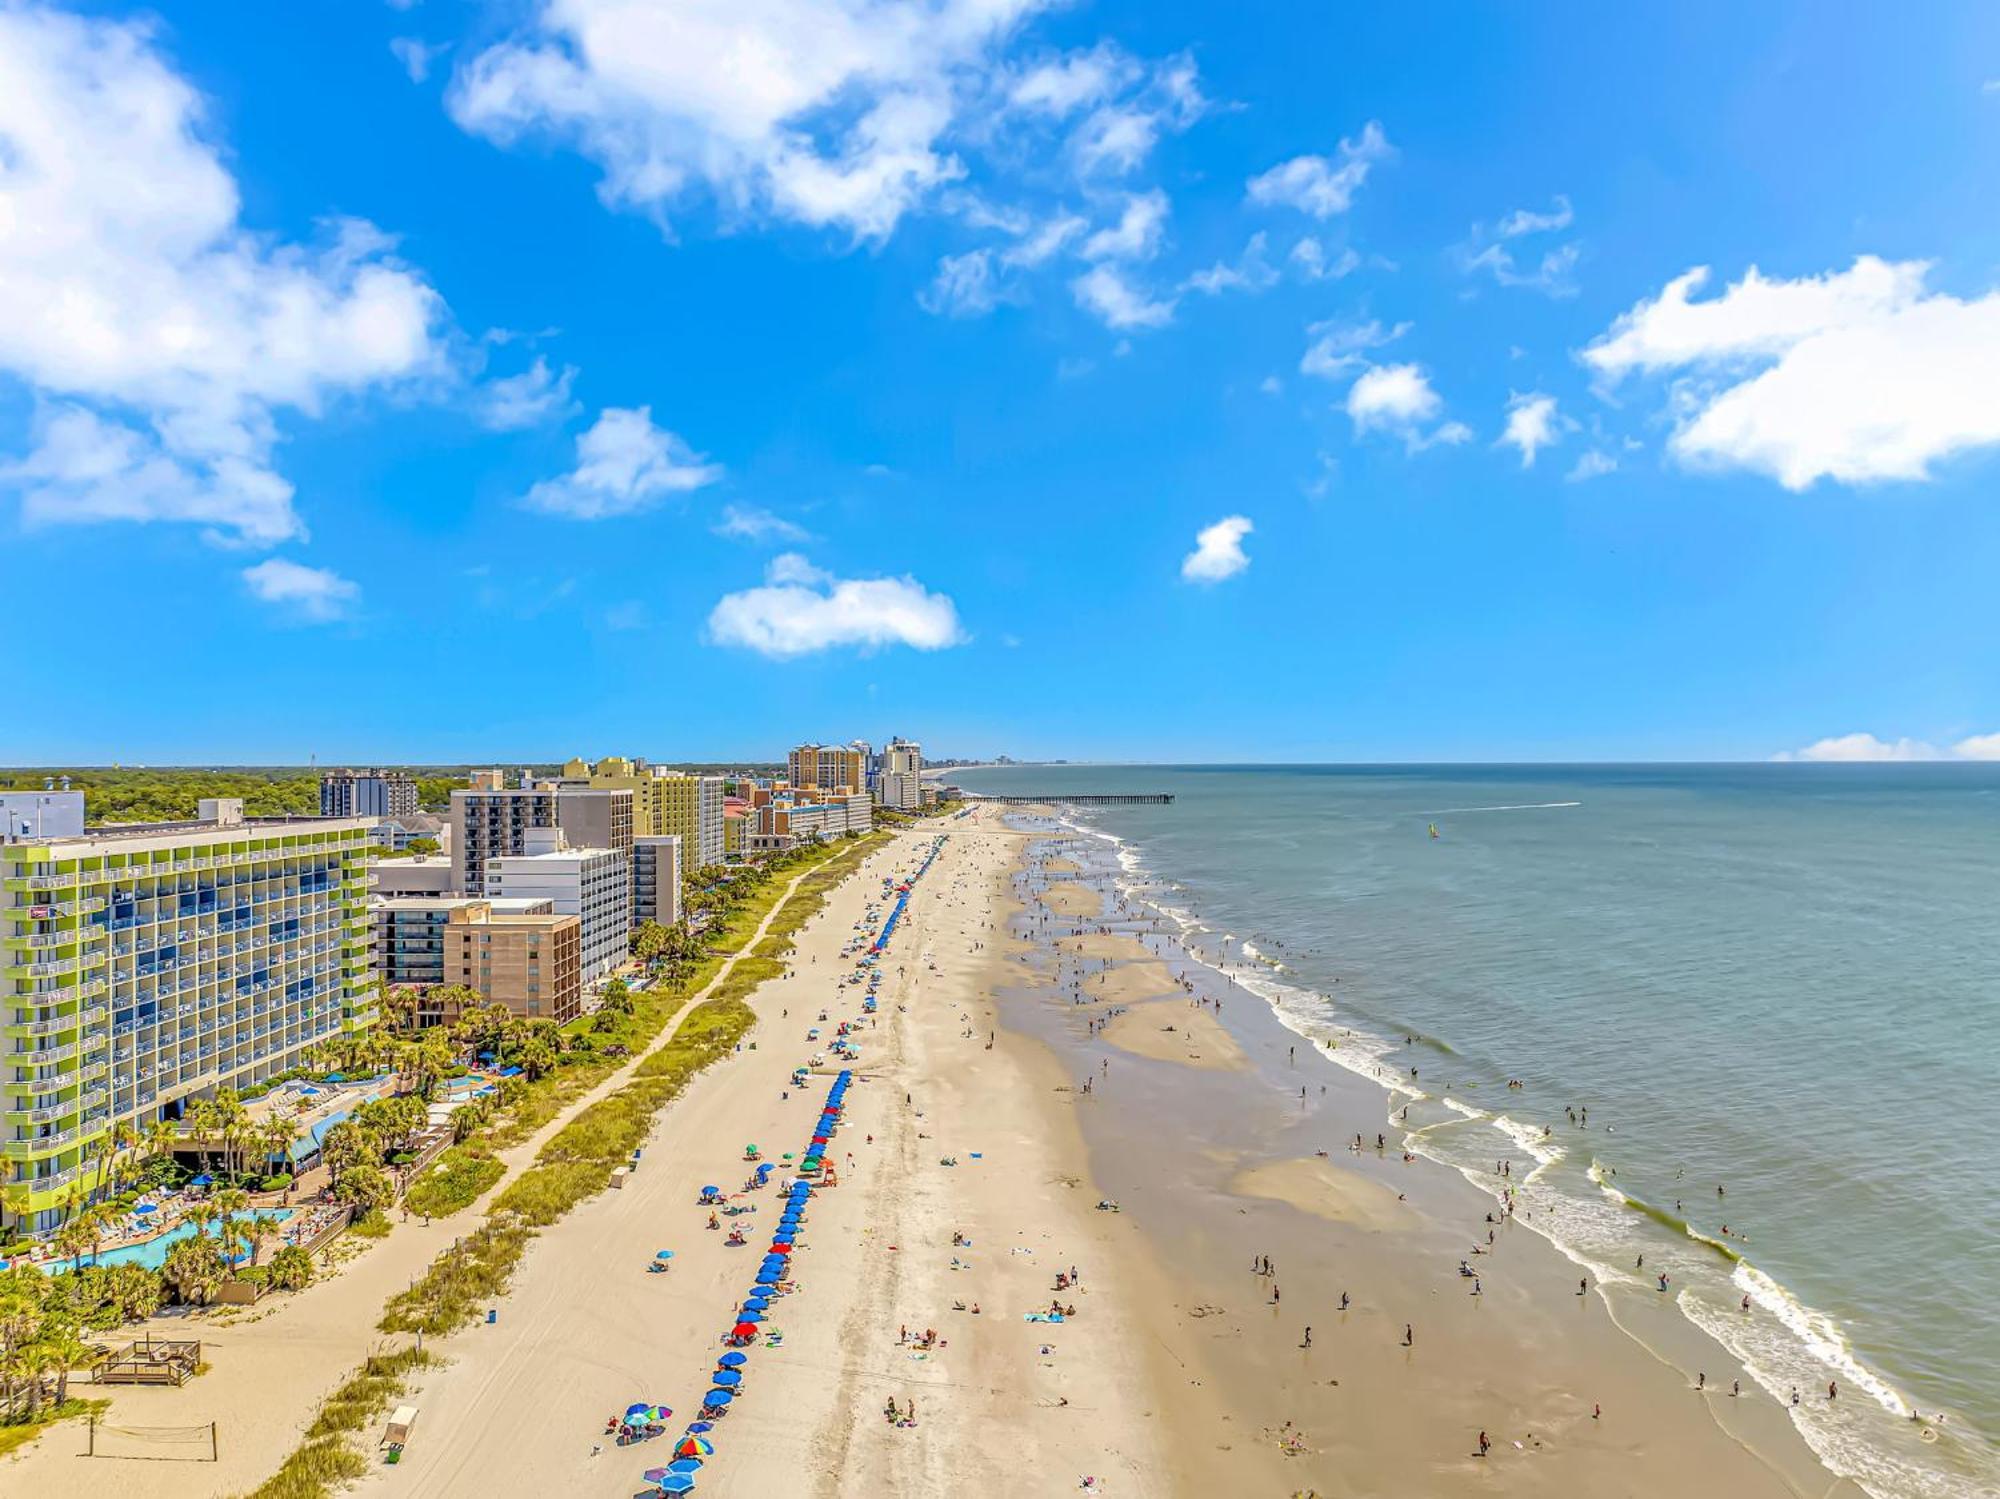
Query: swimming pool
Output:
[[35, 1208, 295, 1273]]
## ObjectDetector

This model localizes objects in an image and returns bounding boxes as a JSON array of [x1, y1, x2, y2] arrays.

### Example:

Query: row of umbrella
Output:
[[646, 1069, 854, 1495]]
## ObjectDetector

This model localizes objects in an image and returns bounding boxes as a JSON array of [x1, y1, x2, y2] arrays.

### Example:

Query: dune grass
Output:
[[235, 1349, 435, 1499]]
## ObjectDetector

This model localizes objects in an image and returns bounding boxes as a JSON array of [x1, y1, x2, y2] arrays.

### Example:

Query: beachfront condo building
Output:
[[877, 738, 924, 811], [484, 831, 630, 985], [382, 897, 583, 1026], [320, 769, 419, 820], [654, 773, 725, 871], [373, 894, 555, 990], [450, 786, 633, 895], [745, 792, 873, 853], [559, 757, 723, 874], [2, 801, 373, 1233], [631, 835, 683, 929], [787, 744, 865, 794]]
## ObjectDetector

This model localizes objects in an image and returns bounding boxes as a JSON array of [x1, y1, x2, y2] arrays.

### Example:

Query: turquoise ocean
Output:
[[949, 763, 2000, 1499]]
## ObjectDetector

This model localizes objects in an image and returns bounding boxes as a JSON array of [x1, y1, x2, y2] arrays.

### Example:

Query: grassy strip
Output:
[[402, 1147, 504, 1218], [233, 1349, 435, 1499]]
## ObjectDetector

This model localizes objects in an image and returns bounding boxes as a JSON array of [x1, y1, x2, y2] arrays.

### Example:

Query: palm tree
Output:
[[210, 1188, 249, 1267], [144, 1116, 179, 1177], [213, 1089, 248, 1180], [240, 1215, 275, 1269], [52, 1217, 92, 1276], [184, 1201, 217, 1244], [261, 1116, 300, 1181], [267, 1244, 314, 1292], [184, 1098, 220, 1177], [106, 1120, 140, 1196]]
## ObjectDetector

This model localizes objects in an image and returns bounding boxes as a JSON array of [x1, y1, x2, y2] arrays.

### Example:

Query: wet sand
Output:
[[1007, 819, 1864, 1498]]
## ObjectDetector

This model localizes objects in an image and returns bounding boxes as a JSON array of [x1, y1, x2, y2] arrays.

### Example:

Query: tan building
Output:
[[788, 744, 864, 794], [437, 902, 582, 1024]]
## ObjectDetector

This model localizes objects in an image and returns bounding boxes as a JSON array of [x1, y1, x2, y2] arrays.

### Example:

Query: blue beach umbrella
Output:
[[717, 1352, 746, 1367], [626, 1402, 656, 1419], [657, 1473, 697, 1495], [755, 1269, 780, 1285], [704, 1388, 734, 1406], [669, 1457, 704, 1473], [711, 1369, 741, 1387], [738, 1307, 766, 1321], [655, 1249, 675, 1261], [701, 1185, 719, 1196], [686, 1421, 714, 1433]]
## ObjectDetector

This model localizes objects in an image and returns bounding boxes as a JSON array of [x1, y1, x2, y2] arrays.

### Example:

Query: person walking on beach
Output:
[[1340, 1292, 1349, 1311], [1403, 1323, 1414, 1347], [1302, 1326, 1312, 1348], [1478, 1431, 1490, 1457]]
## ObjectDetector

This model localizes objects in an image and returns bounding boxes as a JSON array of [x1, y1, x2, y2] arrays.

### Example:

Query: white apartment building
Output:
[[876, 737, 924, 812], [483, 830, 630, 985], [631, 835, 683, 929]]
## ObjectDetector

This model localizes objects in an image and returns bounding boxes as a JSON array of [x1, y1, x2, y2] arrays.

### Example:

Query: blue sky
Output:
[[4, 1, 2000, 764]]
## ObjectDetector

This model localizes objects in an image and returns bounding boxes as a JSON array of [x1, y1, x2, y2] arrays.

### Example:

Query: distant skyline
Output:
[[5, 4, 2000, 763]]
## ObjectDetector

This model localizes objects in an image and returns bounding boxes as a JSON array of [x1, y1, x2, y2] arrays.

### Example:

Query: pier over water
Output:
[[962, 793, 1173, 805]]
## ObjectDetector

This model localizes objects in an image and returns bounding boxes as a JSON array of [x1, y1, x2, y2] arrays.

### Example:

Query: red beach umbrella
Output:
[[731, 1321, 758, 1339]]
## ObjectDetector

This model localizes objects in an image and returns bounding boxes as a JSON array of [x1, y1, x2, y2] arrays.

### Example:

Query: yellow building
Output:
[[787, 744, 863, 794], [566, 757, 724, 872]]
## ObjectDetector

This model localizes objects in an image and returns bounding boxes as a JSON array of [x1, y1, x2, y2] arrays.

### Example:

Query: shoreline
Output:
[[1006, 811, 1869, 1497]]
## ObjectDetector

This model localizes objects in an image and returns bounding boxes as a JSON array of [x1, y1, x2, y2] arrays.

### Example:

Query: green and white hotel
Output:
[[2, 802, 374, 1233]]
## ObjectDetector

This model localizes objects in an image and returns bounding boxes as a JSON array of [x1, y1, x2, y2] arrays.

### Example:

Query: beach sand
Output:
[[15, 815, 1874, 1498], [338, 819, 1261, 1498], [1231, 1156, 1418, 1231], [1101, 998, 1245, 1070], [1005, 818, 1866, 1499]]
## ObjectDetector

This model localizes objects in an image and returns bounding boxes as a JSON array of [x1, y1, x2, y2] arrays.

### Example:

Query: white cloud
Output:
[[241, 557, 359, 622], [1066, 52, 1204, 177], [1289, 236, 1360, 282], [999, 212, 1085, 268], [1180, 514, 1252, 583], [1258, 375, 1283, 396], [390, 36, 448, 83], [521, 406, 721, 519], [1071, 264, 1174, 330], [1181, 233, 1277, 297], [1245, 122, 1391, 218], [476, 356, 579, 430], [602, 600, 650, 631], [1566, 449, 1618, 483], [1463, 240, 1580, 297], [0, 7, 446, 546], [1345, 363, 1468, 451], [1008, 43, 1137, 117], [1081, 190, 1169, 261], [1299, 318, 1408, 379], [1459, 195, 1579, 297], [1496, 195, 1573, 238], [707, 553, 965, 657], [449, 0, 1053, 241], [713, 503, 811, 543], [1772, 731, 2000, 763], [1497, 391, 1569, 468], [1984, 79, 2000, 96], [919, 249, 1005, 316], [1582, 256, 2000, 489]]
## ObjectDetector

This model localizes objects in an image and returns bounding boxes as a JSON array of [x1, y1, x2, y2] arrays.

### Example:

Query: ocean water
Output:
[[951, 763, 2000, 1499]]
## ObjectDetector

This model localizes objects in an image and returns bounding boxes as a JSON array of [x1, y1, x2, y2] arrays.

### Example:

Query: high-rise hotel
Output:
[[2, 799, 373, 1233]]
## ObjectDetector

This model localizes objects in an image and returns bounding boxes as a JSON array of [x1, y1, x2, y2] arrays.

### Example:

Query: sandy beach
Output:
[[8, 813, 1880, 1498]]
